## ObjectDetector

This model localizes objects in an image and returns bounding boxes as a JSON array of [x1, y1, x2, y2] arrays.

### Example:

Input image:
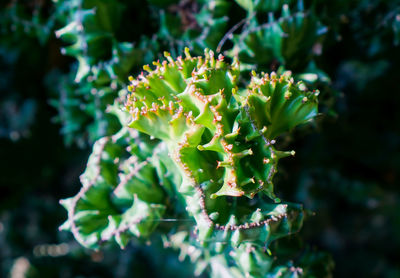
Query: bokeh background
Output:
[[1, 0, 399, 277]]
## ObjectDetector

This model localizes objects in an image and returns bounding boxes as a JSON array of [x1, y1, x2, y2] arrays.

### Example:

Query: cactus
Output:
[[59, 127, 170, 248], [51, 0, 159, 146], [61, 49, 324, 276], [229, 2, 327, 72], [126, 49, 318, 197]]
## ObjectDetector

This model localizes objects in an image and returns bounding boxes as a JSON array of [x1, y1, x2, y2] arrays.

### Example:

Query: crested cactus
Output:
[[124, 49, 316, 249], [62, 49, 323, 276], [125, 49, 318, 198]]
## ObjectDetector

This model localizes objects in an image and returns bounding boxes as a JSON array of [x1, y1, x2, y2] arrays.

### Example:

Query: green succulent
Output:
[[126, 49, 318, 198], [52, 0, 158, 146], [61, 49, 320, 276], [230, 3, 326, 71], [59, 127, 170, 248]]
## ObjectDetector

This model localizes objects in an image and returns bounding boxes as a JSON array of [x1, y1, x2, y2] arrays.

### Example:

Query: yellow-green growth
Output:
[[125, 49, 318, 199]]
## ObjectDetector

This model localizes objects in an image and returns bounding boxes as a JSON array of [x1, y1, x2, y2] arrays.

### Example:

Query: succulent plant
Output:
[[59, 127, 169, 248], [126, 48, 318, 196], [61, 49, 321, 276], [229, 2, 327, 72], [51, 0, 158, 146]]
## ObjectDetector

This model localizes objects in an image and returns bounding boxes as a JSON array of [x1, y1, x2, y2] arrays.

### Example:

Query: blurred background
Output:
[[0, 0, 399, 277]]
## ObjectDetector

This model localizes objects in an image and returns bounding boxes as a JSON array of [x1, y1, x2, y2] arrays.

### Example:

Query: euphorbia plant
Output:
[[61, 49, 324, 277]]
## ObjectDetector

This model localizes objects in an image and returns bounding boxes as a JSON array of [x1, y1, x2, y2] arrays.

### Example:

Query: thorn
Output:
[[282, 4, 290, 17], [143, 64, 151, 72], [215, 114, 222, 122], [261, 126, 268, 134], [284, 91, 292, 99], [225, 144, 233, 151], [204, 48, 210, 60], [217, 161, 232, 168], [153, 60, 161, 67], [184, 47, 191, 59]]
